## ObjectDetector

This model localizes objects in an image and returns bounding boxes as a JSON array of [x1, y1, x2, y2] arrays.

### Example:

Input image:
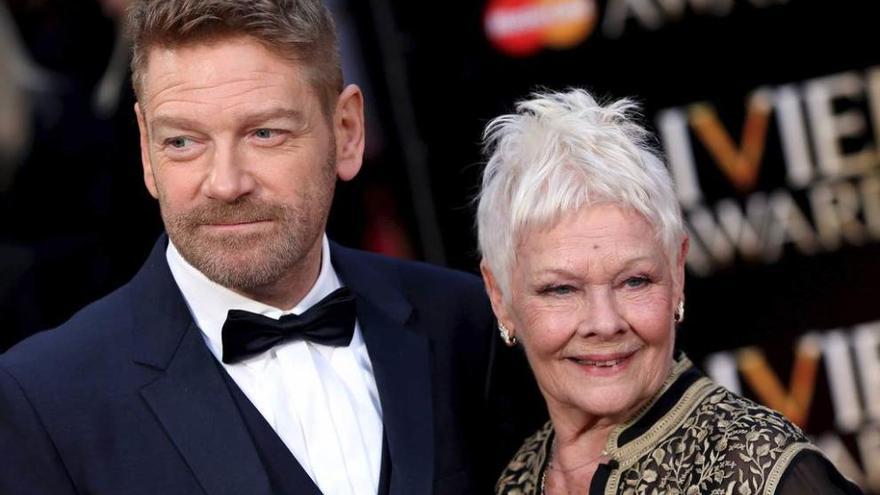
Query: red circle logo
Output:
[[484, 0, 598, 57]]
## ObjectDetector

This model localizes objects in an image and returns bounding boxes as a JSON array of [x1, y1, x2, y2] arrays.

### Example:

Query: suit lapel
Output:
[[140, 325, 275, 495], [130, 237, 275, 495], [331, 244, 435, 495]]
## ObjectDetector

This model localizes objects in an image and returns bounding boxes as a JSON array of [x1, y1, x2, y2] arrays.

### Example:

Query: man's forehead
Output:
[[139, 38, 319, 114], [140, 36, 307, 95]]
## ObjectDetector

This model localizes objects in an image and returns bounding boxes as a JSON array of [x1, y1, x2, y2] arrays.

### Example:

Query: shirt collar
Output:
[[166, 234, 341, 361]]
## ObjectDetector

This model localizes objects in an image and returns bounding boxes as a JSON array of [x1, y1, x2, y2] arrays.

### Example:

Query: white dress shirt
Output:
[[166, 236, 383, 495]]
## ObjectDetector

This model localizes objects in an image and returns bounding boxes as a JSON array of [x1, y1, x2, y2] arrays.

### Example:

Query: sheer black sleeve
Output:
[[775, 449, 864, 494]]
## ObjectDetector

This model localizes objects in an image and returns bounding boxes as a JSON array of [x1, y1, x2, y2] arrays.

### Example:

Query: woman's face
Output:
[[485, 204, 686, 424]]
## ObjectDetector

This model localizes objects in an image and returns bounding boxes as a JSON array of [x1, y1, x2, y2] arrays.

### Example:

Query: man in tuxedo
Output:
[[0, 1, 540, 493]]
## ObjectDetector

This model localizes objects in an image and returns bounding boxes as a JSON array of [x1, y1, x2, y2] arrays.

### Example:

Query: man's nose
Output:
[[202, 144, 256, 202]]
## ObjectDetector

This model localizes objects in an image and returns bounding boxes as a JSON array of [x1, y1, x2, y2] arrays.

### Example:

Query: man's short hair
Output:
[[128, 0, 343, 116]]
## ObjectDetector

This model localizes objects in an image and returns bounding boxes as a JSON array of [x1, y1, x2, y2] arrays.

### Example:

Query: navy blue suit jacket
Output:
[[0, 237, 518, 494]]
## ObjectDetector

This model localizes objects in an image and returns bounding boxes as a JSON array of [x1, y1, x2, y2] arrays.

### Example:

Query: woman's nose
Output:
[[577, 288, 627, 337]]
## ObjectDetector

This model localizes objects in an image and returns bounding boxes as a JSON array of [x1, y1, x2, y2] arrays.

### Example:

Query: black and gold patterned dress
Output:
[[496, 355, 862, 495]]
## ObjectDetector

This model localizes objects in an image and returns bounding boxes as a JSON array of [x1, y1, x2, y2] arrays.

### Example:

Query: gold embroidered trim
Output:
[[495, 421, 553, 494], [604, 377, 717, 494], [612, 354, 694, 436]]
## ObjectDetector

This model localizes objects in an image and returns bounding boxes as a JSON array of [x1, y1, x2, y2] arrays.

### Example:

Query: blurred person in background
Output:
[[0, 0, 53, 345], [0, 0, 159, 349]]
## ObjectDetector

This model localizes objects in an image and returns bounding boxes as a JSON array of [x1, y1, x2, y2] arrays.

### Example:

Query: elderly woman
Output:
[[477, 89, 861, 495]]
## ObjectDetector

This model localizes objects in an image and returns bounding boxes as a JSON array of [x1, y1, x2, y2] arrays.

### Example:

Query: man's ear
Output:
[[135, 102, 159, 199], [333, 84, 365, 182], [480, 261, 515, 338]]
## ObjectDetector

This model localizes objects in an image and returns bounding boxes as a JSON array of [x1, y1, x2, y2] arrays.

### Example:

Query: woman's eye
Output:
[[540, 285, 575, 296], [624, 276, 651, 289]]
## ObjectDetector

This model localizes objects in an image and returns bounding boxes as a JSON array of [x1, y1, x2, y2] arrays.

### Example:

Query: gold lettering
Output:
[[688, 90, 772, 193], [737, 337, 821, 427]]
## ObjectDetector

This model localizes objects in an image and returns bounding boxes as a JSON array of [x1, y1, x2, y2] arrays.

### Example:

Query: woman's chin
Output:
[[581, 394, 640, 420], [549, 382, 651, 424]]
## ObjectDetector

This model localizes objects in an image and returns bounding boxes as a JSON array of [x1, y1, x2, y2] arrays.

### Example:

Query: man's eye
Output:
[[254, 129, 275, 139], [166, 137, 192, 149]]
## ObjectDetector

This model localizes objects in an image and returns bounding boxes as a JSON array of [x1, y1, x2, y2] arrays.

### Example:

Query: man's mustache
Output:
[[176, 200, 286, 225]]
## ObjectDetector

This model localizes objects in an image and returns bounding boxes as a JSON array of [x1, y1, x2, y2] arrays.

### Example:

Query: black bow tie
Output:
[[221, 287, 357, 364]]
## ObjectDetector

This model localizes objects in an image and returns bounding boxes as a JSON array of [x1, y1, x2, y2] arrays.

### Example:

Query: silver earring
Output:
[[498, 322, 517, 346], [674, 299, 685, 324]]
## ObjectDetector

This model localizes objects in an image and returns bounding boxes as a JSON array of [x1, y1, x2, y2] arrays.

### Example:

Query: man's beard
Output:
[[162, 184, 333, 292]]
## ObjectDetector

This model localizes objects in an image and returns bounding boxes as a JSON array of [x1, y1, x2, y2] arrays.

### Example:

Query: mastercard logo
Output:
[[484, 0, 598, 57]]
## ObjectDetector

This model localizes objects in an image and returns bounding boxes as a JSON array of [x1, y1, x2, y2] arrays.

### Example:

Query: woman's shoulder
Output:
[[649, 382, 815, 494], [693, 384, 810, 446], [611, 372, 820, 495], [702, 385, 821, 492], [495, 420, 553, 495]]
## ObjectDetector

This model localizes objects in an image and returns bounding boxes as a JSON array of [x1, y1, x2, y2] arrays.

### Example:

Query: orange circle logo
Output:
[[484, 0, 598, 57]]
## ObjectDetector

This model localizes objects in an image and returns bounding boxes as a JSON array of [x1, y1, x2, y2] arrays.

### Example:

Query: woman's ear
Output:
[[675, 236, 689, 296], [481, 261, 515, 336]]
